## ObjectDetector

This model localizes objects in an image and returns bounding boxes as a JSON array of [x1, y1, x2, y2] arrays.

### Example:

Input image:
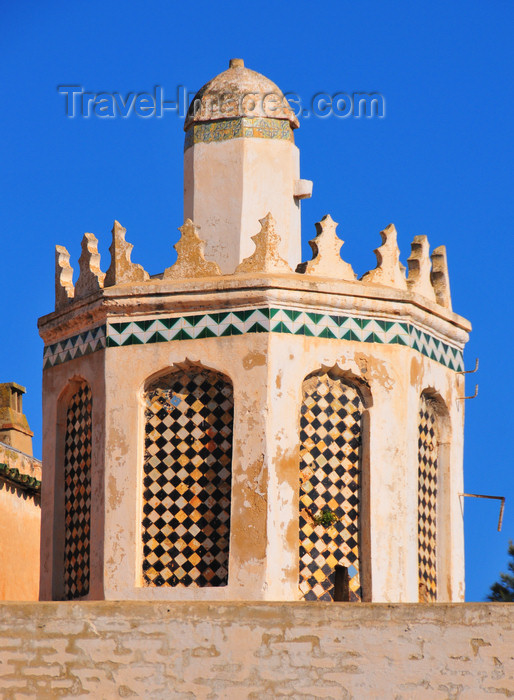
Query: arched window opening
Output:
[[142, 368, 233, 587], [299, 372, 363, 601], [418, 393, 439, 602], [63, 381, 92, 600]]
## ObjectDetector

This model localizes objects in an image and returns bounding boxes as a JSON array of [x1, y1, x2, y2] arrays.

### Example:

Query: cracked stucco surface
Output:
[[0, 602, 512, 698]]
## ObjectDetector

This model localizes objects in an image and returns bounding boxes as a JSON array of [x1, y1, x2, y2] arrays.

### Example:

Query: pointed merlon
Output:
[[407, 235, 436, 301], [55, 245, 74, 310], [361, 224, 407, 289], [163, 219, 221, 279], [296, 215, 355, 280], [75, 233, 106, 299], [104, 221, 149, 287], [236, 213, 292, 274], [430, 245, 452, 309]]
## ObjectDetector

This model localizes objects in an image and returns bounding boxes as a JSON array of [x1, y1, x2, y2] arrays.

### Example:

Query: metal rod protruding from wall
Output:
[[459, 493, 506, 532], [457, 358, 479, 374], [457, 384, 478, 400]]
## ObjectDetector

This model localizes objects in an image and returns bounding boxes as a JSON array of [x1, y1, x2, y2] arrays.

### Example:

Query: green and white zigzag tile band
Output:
[[43, 325, 107, 369], [43, 307, 464, 371]]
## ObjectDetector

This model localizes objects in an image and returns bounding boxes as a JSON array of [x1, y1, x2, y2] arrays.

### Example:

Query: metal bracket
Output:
[[457, 357, 479, 374], [457, 384, 478, 400], [459, 493, 506, 532]]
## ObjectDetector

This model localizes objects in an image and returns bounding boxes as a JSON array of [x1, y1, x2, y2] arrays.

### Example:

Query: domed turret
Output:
[[183, 59, 311, 273], [184, 58, 299, 130]]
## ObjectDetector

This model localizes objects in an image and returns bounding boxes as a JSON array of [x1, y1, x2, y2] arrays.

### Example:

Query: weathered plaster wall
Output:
[[184, 137, 301, 272], [0, 443, 41, 601], [0, 442, 41, 483], [0, 602, 511, 698], [0, 483, 40, 601]]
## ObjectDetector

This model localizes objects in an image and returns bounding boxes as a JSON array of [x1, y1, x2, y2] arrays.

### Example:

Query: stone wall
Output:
[[0, 602, 512, 698]]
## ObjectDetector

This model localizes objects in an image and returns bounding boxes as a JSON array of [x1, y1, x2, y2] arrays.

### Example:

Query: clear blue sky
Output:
[[1, 1, 512, 601]]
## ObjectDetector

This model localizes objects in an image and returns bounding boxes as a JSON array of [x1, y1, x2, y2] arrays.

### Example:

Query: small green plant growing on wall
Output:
[[312, 509, 338, 527]]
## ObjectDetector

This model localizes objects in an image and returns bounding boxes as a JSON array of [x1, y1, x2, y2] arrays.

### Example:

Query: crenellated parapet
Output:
[[296, 215, 355, 280], [407, 235, 436, 301], [55, 245, 74, 310], [430, 246, 452, 310], [53, 214, 455, 314], [42, 212, 468, 383], [361, 224, 407, 290], [104, 221, 149, 287], [75, 233, 105, 300], [164, 219, 221, 280], [44, 209, 468, 388], [54, 221, 149, 312], [236, 213, 292, 274]]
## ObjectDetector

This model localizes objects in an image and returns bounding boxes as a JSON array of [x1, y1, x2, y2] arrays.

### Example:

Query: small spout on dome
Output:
[[229, 58, 244, 69]]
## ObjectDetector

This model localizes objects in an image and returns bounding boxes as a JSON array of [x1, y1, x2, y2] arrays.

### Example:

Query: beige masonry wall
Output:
[[184, 138, 301, 272], [0, 443, 41, 601], [0, 484, 40, 601], [0, 602, 512, 698]]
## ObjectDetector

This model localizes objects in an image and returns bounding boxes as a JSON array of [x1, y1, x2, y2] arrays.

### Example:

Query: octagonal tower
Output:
[[38, 61, 471, 604]]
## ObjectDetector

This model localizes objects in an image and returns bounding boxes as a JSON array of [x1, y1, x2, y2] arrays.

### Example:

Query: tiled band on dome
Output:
[[418, 394, 438, 602], [64, 382, 92, 600], [43, 307, 464, 371], [142, 370, 233, 587], [299, 373, 362, 601], [184, 117, 294, 151]]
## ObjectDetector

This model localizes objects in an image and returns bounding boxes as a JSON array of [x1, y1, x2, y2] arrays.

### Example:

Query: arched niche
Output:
[[141, 364, 234, 588], [417, 389, 451, 602], [298, 365, 371, 602], [53, 377, 93, 600]]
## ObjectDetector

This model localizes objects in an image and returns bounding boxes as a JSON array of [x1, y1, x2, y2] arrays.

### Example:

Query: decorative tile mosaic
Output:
[[43, 325, 106, 369], [142, 370, 233, 587], [418, 394, 438, 602], [184, 117, 293, 150], [299, 373, 362, 601], [43, 307, 464, 371], [64, 382, 92, 600]]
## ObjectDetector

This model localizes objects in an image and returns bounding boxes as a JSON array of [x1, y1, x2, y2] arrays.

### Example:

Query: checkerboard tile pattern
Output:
[[142, 370, 233, 587], [299, 373, 362, 601], [418, 394, 438, 602], [44, 307, 464, 372], [64, 382, 92, 599]]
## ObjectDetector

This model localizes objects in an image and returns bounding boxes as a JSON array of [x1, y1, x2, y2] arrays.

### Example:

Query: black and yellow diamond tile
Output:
[[142, 370, 233, 588], [299, 373, 362, 602], [418, 395, 438, 602], [64, 383, 92, 600]]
